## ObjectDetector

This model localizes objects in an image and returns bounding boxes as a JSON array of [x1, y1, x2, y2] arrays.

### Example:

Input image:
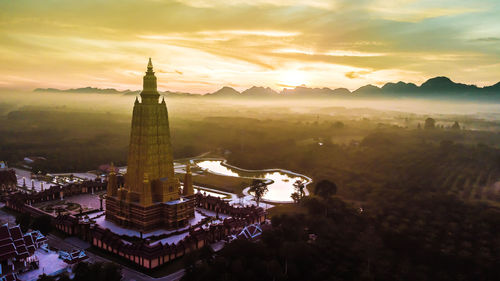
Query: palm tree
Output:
[[249, 179, 268, 206], [293, 180, 305, 198]]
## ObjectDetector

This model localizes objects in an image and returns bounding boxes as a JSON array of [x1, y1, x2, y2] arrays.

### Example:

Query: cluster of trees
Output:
[[291, 180, 307, 203], [3, 104, 500, 204], [183, 185, 500, 281], [1, 110, 130, 172], [0, 109, 211, 172], [0, 100, 391, 173], [228, 127, 500, 204], [420, 118, 461, 130], [16, 213, 52, 234], [249, 179, 268, 206]]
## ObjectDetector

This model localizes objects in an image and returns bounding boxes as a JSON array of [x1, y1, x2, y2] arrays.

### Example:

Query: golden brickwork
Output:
[[125, 58, 178, 205]]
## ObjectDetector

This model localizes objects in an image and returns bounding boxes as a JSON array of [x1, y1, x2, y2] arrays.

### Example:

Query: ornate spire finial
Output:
[[141, 57, 159, 102], [186, 163, 191, 173], [147, 57, 153, 70]]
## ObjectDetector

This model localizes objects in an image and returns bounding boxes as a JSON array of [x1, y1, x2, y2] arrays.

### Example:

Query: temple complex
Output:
[[105, 59, 195, 231]]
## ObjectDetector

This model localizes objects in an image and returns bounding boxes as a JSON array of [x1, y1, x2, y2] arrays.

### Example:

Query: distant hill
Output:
[[282, 86, 352, 97], [34, 76, 500, 101], [35, 87, 195, 98], [163, 91, 201, 98], [34, 87, 130, 94], [122, 90, 142, 95], [332, 88, 352, 95], [351, 77, 498, 99], [381, 81, 419, 95], [206, 86, 240, 97], [352, 84, 382, 96], [484, 82, 500, 92], [241, 86, 278, 96], [419, 76, 479, 94]]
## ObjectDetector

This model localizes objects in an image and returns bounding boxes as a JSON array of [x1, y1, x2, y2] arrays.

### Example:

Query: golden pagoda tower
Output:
[[105, 59, 194, 231], [125, 58, 179, 204]]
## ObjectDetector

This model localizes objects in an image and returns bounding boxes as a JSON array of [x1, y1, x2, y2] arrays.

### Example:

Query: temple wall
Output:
[[105, 195, 195, 231], [5, 183, 266, 270]]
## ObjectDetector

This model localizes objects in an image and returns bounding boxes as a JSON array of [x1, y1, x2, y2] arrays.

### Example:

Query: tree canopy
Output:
[[73, 262, 122, 281], [183, 193, 500, 281], [249, 179, 268, 206], [31, 215, 53, 235], [314, 179, 337, 199]]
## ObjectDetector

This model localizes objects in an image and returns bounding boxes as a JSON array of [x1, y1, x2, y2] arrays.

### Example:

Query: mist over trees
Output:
[[2, 91, 500, 280]]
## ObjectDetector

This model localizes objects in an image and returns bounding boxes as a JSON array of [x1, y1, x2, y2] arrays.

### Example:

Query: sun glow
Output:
[[278, 70, 308, 88], [1, 0, 499, 92]]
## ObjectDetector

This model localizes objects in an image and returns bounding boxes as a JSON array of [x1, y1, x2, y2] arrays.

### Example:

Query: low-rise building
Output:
[[0, 224, 43, 281]]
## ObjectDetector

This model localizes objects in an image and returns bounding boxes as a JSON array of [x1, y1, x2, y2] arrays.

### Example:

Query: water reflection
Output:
[[196, 160, 309, 202], [197, 161, 239, 177], [257, 171, 306, 202]]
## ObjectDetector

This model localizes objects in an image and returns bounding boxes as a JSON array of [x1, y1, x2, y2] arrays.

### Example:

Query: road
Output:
[[46, 234, 185, 281]]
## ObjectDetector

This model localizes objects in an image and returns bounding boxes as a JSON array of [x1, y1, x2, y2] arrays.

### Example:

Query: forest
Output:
[[1, 91, 500, 280], [1, 92, 500, 206], [182, 190, 500, 281]]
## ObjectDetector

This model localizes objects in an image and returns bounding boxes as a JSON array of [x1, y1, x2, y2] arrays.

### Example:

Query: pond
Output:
[[195, 160, 310, 203]]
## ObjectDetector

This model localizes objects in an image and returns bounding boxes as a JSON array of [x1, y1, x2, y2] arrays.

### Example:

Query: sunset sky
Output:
[[1, 0, 499, 93]]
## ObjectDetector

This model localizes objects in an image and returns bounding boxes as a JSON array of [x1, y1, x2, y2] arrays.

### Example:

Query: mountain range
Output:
[[34, 76, 500, 100]]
